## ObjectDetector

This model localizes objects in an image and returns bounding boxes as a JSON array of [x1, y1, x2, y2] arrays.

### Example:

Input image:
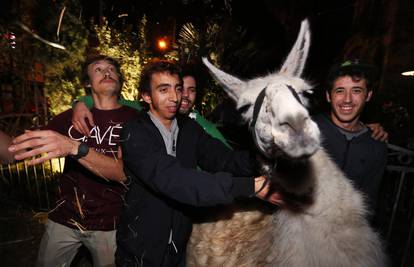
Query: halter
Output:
[[241, 85, 303, 129], [250, 87, 267, 128]]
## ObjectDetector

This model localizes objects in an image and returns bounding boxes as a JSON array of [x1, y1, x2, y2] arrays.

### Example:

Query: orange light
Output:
[[158, 39, 168, 50]]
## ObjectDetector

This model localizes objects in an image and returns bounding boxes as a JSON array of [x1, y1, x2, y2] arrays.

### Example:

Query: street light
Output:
[[157, 37, 168, 51], [401, 70, 414, 76]]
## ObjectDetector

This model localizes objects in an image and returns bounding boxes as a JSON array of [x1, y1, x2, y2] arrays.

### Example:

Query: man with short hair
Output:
[[116, 59, 279, 266], [314, 59, 387, 220], [8, 55, 138, 267]]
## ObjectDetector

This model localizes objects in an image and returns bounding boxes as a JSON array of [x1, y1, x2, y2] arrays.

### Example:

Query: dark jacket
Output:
[[116, 112, 256, 267], [313, 114, 387, 212]]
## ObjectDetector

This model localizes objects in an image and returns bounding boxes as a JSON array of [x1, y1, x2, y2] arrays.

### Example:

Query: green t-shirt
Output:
[[76, 96, 231, 148]]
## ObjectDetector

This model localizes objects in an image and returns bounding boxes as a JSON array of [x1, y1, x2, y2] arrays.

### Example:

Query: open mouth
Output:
[[339, 105, 354, 113], [181, 99, 190, 106], [167, 106, 178, 113]]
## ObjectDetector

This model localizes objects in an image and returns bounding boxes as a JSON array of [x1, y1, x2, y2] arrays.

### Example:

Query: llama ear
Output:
[[202, 57, 245, 102], [280, 19, 311, 77]]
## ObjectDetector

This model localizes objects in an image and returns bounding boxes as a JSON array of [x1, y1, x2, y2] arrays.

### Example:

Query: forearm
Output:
[[124, 153, 254, 206], [78, 148, 125, 183]]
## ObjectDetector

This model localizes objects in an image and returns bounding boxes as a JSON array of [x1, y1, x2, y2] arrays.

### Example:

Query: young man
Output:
[[71, 64, 231, 147], [313, 59, 387, 220], [116, 59, 279, 266], [179, 65, 231, 148], [8, 55, 138, 267]]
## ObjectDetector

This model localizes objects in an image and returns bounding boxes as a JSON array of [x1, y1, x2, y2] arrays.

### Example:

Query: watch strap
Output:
[[72, 143, 89, 160]]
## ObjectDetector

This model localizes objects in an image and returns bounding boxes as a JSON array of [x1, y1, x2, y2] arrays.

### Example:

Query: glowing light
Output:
[[401, 70, 414, 76], [158, 39, 168, 50]]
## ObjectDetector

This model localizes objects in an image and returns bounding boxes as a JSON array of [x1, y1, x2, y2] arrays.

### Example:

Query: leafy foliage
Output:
[[39, 2, 89, 116], [92, 18, 145, 101], [176, 18, 256, 116]]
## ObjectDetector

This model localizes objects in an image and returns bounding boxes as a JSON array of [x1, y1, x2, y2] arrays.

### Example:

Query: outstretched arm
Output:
[[122, 122, 281, 206], [0, 130, 15, 164], [8, 130, 125, 182]]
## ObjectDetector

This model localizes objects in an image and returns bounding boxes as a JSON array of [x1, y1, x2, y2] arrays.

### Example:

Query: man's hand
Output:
[[0, 130, 15, 164], [254, 176, 283, 206], [366, 123, 388, 142], [8, 130, 79, 165], [72, 101, 94, 136]]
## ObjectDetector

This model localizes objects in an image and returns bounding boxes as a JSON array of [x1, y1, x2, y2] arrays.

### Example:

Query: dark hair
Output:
[[81, 55, 124, 90], [326, 59, 378, 92], [181, 63, 198, 82], [139, 59, 182, 95]]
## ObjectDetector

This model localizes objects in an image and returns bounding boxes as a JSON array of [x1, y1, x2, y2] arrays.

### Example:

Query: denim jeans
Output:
[[36, 220, 116, 267]]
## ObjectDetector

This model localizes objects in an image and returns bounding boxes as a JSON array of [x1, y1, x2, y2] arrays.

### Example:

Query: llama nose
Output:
[[283, 114, 308, 133]]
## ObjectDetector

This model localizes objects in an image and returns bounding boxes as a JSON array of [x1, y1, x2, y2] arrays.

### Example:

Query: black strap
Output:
[[250, 87, 267, 128], [287, 85, 303, 105], [248, 85, 302, 128]]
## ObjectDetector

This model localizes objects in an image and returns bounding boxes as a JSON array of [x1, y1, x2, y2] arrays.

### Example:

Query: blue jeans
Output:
[[36, 220, 116, 267]]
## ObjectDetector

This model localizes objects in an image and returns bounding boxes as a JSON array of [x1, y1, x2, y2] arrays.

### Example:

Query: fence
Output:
[[0, 158, 64, 211], [380, 144, 414, 267]]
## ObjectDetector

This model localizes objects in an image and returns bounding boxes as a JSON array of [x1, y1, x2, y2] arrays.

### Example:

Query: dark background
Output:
[[78, 0, 414, 143]]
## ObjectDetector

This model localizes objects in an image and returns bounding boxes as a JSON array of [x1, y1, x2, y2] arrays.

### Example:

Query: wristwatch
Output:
[[72, 143, 89, 160]]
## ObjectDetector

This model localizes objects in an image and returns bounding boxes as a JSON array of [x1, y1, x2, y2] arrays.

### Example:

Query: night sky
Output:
[[80, 0, 355, 81]]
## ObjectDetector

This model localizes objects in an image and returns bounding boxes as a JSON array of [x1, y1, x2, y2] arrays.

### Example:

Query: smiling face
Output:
[[87, 59, 121, 96], [326, 75, 372, 131], [142, 71, 183, 128], [179, 76, 197, 115]]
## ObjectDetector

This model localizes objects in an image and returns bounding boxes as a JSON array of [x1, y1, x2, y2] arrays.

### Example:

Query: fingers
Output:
[[370, 127, 389, 142], [27, 152, 56, 165], [86, 111, 95, 127], [14, 145, 49, 161], [11, 130, 49, 146], [254, 176, 285, 206], [8, 130, 74, 164], [79, 118, 91, 136], [72, 103, 94, 136], [267, 192, 285, 206], [72, 119, 89, 136]]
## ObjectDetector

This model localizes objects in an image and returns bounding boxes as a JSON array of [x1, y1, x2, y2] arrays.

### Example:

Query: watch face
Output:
[[74, 143, 89, 159]]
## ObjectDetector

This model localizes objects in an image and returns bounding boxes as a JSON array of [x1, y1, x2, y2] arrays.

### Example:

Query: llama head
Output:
[[203, 19, 320, 159]]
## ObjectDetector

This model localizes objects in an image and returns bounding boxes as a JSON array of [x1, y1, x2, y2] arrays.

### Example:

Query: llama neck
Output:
[[264, 154, 315, 212]]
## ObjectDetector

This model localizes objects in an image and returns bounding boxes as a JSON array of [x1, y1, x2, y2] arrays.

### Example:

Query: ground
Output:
[[0, 198, 92, 267]]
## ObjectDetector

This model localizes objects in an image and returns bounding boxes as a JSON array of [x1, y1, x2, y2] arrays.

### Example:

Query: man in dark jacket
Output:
[[116, 59, 279, 266], [314, 59, 387, 222]]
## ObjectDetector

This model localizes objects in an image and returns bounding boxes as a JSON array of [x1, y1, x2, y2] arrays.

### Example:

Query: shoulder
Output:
[[122, 111, 152, 133], [363, 130, 388, 150], [312, 113, 340, 138], [352, 130, 387, 159], [312, 113, 332, 128], [45, 109, 73, 130], [120, 105, 140, 116], [179, 115, 207, 139]]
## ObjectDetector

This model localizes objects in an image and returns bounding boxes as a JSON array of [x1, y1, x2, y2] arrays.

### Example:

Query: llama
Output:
[[187, 19, 387, 267]]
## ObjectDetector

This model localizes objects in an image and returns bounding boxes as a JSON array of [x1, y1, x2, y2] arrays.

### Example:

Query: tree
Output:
[[92, 17, 146, 101]]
